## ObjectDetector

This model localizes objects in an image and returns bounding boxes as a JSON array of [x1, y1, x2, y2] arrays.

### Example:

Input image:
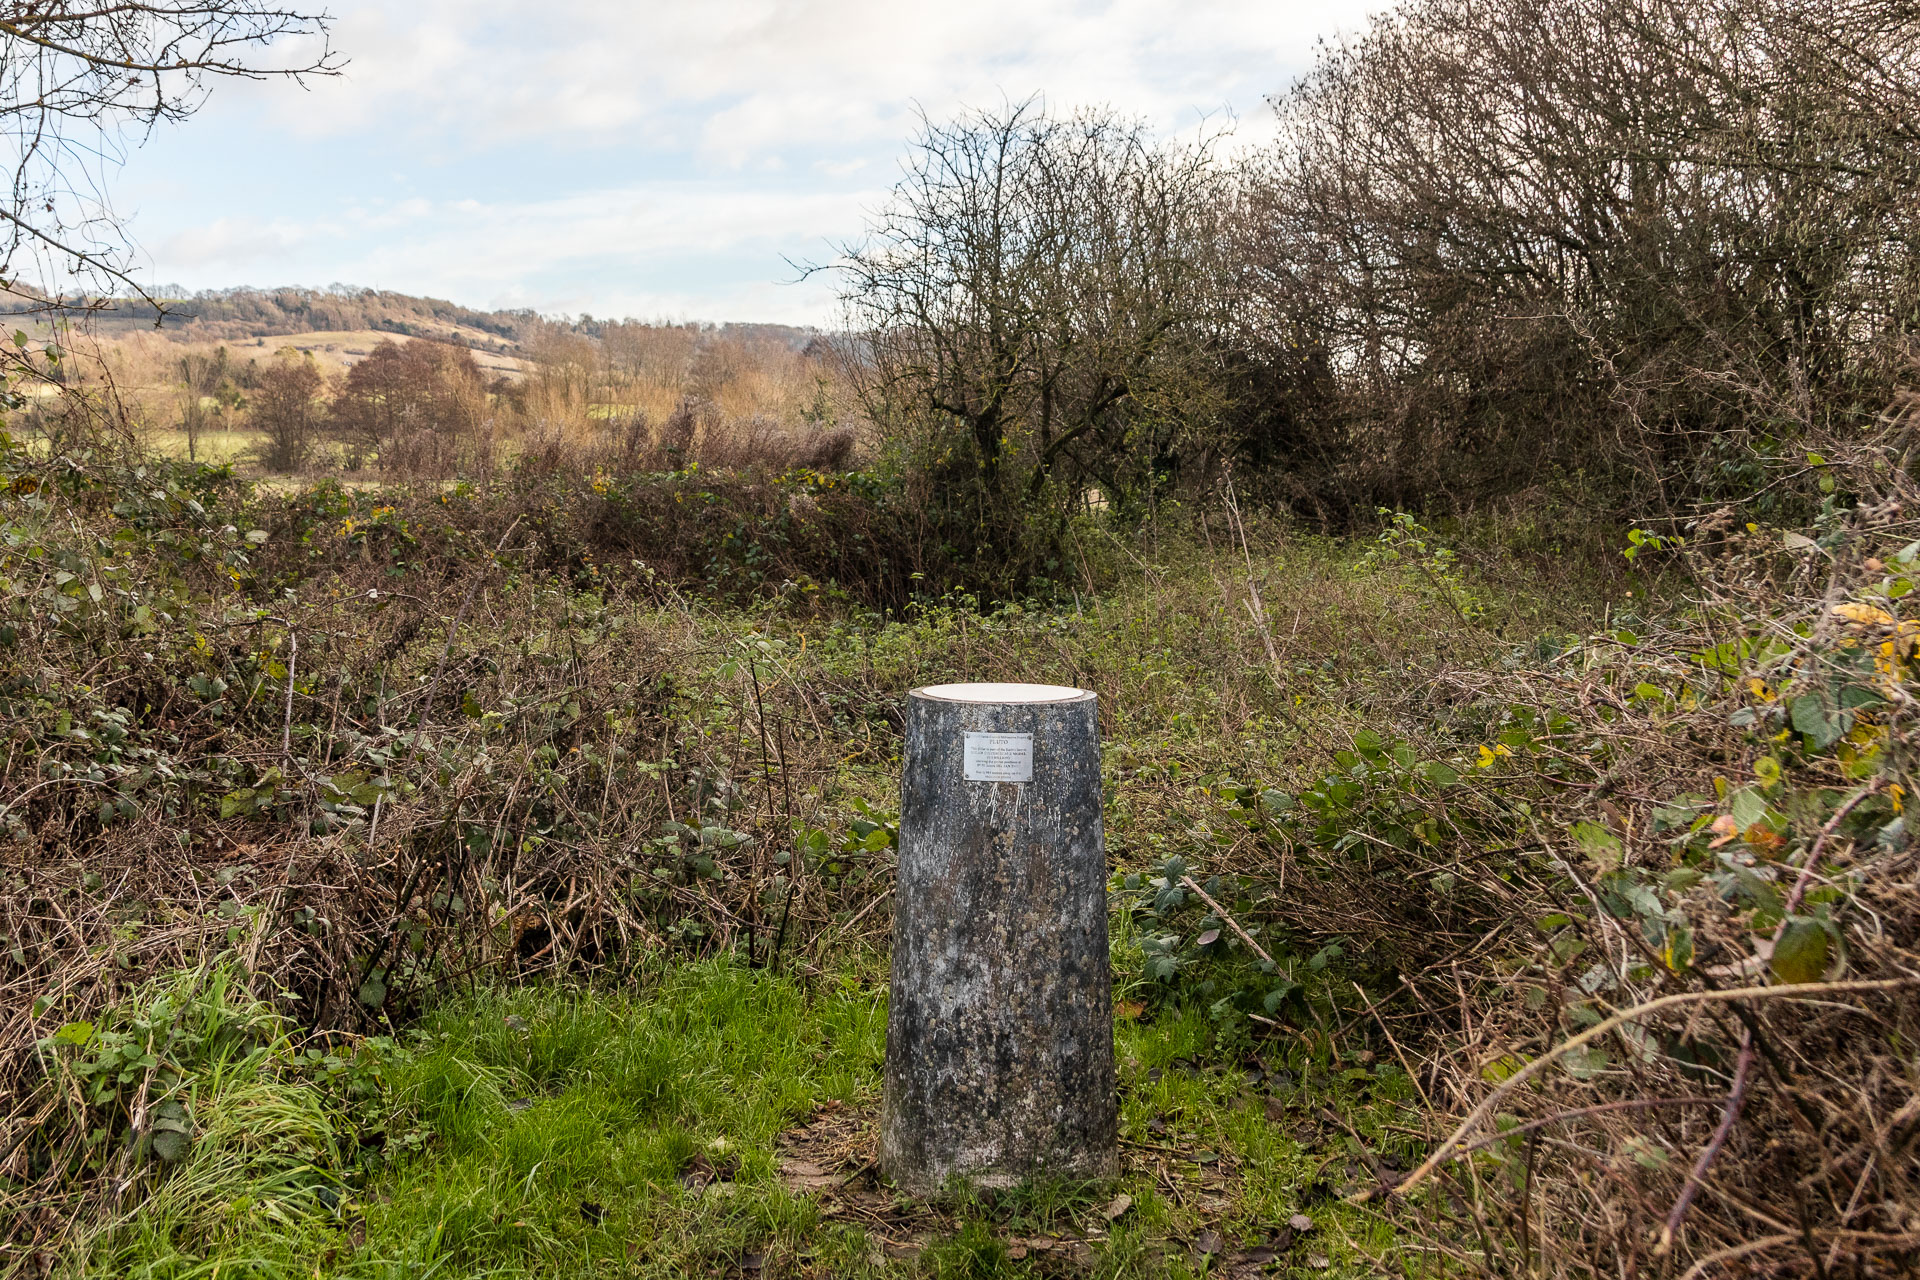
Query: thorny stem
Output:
[[1657, 1029, 1755, 1253], [1371, 976, 1920, 1203], [1654, 778, 1885, 1253]]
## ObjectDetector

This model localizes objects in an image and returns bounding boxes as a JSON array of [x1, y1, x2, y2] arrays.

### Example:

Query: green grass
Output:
[[143, 427, 263, 464], [60, 960, 1412, 1279]]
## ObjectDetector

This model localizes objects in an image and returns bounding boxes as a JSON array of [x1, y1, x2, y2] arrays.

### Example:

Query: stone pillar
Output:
[[880, 682, 1117, 1191]]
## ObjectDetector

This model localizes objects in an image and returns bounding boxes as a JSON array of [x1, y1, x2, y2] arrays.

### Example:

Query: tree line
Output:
[[160, 326, 854, 479], [226, 340, 494, 474], [831, 0, 1920, 536]]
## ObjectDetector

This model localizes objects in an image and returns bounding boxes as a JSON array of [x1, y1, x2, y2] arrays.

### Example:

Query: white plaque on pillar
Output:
[[963, 732, 1033, 782]]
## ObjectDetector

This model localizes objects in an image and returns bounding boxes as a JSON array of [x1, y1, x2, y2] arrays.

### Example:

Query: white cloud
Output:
[[258, 0, 1380, 159], [115, 0, 1386, 320], [148, 181, 875, 323]]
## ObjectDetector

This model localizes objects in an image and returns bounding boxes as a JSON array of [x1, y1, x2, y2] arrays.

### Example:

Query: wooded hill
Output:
[[9, 285, 822, 359]]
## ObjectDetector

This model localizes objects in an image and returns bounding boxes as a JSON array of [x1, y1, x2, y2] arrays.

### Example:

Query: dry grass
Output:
[[35, 319, 858, 478]]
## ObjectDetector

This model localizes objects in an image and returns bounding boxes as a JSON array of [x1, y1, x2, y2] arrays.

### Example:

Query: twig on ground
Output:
[[1180, 875, 1274, 966]]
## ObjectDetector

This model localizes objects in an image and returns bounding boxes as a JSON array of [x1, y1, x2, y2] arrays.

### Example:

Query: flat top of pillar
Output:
[[913, 682, 1093, 704]]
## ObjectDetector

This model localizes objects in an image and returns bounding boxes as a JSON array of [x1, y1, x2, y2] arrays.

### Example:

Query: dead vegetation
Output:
[[17, 307, 855, 481], [4, 399, 1916, 1276]]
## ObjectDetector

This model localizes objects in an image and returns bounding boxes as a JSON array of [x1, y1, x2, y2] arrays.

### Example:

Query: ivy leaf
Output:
[[1790, 694, 1847, 749], [1770, 920, 1829, 984]]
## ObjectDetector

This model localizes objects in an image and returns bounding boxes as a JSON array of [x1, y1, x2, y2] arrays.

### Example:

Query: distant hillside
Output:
[[56, 287, 824, 358], [67, 286, 530, 352]]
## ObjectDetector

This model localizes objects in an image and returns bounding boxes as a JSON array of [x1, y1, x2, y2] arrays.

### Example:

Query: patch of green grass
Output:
[[143, 427, 263, 464], [70, 962, 884, 1277], [65, 961, 1412, 1279]]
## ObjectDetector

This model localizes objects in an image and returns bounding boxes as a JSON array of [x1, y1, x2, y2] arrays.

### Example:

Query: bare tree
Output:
[[0, 2, 339, 444], [250, 346, 319, 471], [0, 2, 340, 305], [176, 343, 231, 460], [332, 339, 489, 476], [829, 100, 1229, 517], [1234, 0, 1920, 512]]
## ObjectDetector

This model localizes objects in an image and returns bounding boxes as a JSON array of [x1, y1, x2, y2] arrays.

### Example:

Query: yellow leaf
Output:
[[1832, 602, 1895, 627]]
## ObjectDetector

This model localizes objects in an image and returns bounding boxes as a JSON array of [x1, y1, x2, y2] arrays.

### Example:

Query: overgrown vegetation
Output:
[[2, 0, 1917, 1275], [23, 958, 1433, 1278], [5, 413, 1915, 1276]]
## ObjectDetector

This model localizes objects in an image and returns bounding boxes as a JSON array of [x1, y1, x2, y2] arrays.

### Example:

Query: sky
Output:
[[109, 0, 1382, 326]]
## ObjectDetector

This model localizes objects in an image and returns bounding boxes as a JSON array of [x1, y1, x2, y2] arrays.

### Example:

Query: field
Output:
[[55, 328, 526, 465], [18, 308, 843, 479]]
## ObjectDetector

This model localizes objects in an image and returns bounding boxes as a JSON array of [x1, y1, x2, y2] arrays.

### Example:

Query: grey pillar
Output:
[[880, 682, 1117, 1191]]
